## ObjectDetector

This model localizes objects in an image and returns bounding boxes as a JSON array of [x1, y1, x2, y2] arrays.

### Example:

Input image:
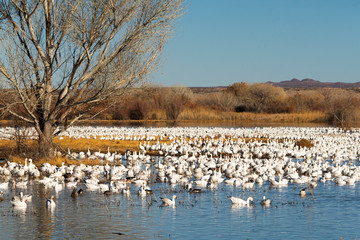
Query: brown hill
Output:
[[267, 78, 360, 88]]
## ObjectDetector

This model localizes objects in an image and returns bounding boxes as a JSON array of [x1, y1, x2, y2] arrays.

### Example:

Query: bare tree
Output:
[[321, 89, 360, 129], [226, 82, 250, 110], [164, 85, 192, 121], [247, 83, 288, 113], [288, 89, 325, 113], [0, 0, 183, 157], [214, 92, 236, 112]]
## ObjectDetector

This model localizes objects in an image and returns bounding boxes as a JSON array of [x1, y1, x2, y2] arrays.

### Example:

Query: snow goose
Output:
[[138, 184, 147, 197], [161, 195, 177, 206], [243, 181, 255, 189], [207, 180, 217, 189], [15, 180, 28, 189], [46, 196, 56, 208], [121, 186, 131, 195], [99, 183, 110, 193], [20, 192, 32, 202], [230, 196, 253, 207], [300, 188, 306, 197], [187, 181, 202, 193], [66, 181, 78, 189], [54, 180, 64, 192], [85, 182, 100, 191], [260, 196, 271, 207], [0, 182, 9, 190], [11, 195, 27, 209]]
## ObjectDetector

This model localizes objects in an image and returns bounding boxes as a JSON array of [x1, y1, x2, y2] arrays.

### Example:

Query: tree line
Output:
[[51, 82, 359, 128]]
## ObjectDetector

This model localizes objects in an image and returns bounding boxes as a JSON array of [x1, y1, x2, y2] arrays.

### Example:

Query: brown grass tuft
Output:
[[295, 139, 314, 149]]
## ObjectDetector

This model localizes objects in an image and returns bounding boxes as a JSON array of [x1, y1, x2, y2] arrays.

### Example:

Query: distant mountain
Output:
[[267, 78, 360, 88]]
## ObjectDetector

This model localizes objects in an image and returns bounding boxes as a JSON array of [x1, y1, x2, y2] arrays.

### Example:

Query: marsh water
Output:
[[1, 123, 360, 239], [1, 178, 360, 239]]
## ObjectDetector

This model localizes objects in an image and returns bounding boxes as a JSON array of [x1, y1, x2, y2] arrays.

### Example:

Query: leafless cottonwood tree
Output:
[[0, 0, 183, 157]]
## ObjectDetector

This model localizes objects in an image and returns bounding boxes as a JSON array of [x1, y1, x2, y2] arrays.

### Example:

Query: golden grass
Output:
[[177, 108, 327, 123], [7, 155, 104, 167], [56, 110, 329, 126], [179, 108, 222, 121], [0, 135, 172, 165], [54, 136, 137, 153]]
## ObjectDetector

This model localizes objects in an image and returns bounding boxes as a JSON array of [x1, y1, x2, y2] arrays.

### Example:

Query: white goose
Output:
[[0, 182, 9, 190], [229, 196, 253, 207], [138, 184, 147, 197], [260, 196, 271, 207], [160, 195, 177, 206], [11, 195, 27, 209], [46, 196, 56, 208], [20, 192, 32, 202], [121, 186, 131, 195]]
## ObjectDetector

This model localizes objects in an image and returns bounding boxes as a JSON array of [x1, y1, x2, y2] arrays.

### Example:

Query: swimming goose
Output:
[[71, 188, 78, 198], [260, 196, 271, 207], [0, 182, 9, 190], [207, 180, 216, 189], [121, 186, 131, 195], [230, 196, 253, 207], [187, 181, 202, 193], [104, 190, 111, 197], [46, 196, 56, 208], [20, 192, 32, 202], [11, 195, 27, 209], [15, 180, 28, 189], [300, 188, 306, 197], [66, 181, 78, 189], [138, 184, 147, 197], [161, 195, 177, 206]]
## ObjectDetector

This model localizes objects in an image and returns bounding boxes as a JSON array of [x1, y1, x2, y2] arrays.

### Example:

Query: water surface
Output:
[[1, 179, 359, 239]]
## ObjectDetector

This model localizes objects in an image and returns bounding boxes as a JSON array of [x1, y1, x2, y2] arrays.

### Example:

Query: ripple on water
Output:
[[0, 180, 360, 239]]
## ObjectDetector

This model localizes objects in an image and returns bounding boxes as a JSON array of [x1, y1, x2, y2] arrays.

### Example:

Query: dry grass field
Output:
[[0, 110, 331, 166]]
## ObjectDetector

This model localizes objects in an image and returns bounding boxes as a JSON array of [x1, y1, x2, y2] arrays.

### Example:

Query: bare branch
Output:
[[0, 0, 184, 156]]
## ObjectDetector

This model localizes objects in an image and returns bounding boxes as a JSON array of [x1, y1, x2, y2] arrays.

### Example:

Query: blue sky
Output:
[[149, 0, 360, 87]]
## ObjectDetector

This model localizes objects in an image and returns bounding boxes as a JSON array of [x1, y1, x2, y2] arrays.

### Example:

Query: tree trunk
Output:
[[37, 121, 54, 158]]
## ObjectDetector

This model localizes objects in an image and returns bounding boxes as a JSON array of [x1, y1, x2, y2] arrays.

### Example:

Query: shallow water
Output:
[[1, 179, 359, 239]]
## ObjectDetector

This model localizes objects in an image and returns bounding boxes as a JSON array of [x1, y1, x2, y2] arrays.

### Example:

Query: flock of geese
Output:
[[1, 126, 360, 210]]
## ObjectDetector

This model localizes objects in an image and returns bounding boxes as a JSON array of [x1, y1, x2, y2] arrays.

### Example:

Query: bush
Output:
[[129, 106, 144, 120]]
